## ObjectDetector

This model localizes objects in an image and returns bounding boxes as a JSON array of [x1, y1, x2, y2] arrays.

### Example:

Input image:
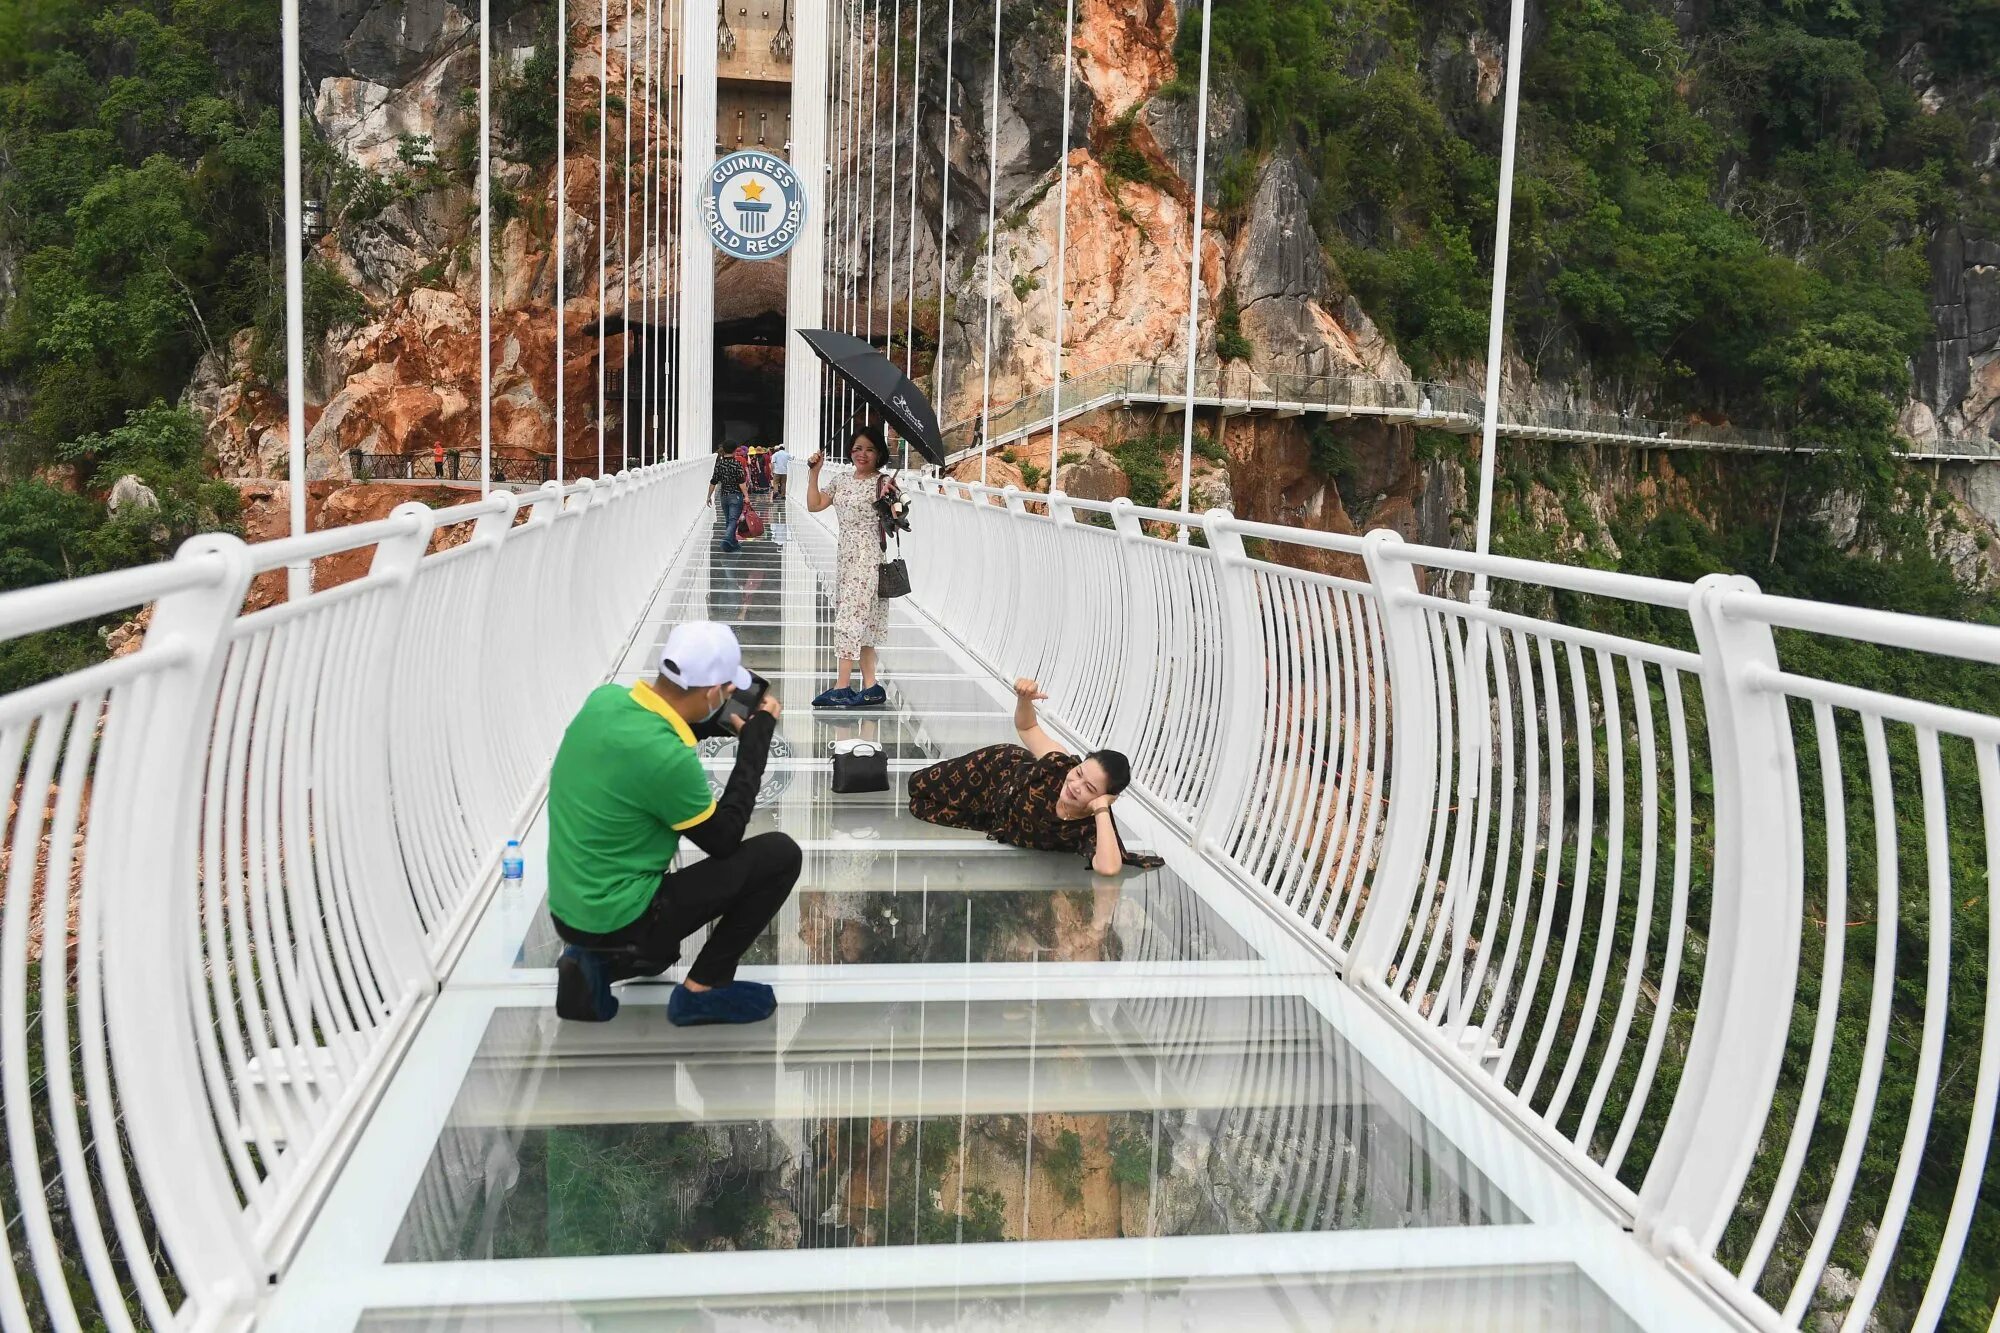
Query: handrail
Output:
[[0, 457, 708, 1330], [900, 475, 2000, 1331], [937, 358, 2000, 463], [8, 462, 2000, 1329]]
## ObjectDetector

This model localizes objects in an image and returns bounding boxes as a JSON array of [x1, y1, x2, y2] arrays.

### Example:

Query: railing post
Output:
[[1102, 497, 1159, 757], [355, 505, 444, 983], [1636, 573, 1802, 1261], [1346, 530, 1442, 986], [1193, 511, 1264, 857], [1048, 488, 1073, 524], [102, 535, 264, 1312], [1002, 485, 1027, 517]]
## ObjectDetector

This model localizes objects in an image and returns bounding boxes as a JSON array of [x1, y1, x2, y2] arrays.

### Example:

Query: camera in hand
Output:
[[717, 672, 770, 728]]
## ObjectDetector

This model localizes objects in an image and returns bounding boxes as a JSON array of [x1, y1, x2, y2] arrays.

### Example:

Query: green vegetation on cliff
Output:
[[0, 0, 291, 683], [1186, 0, 1992, 493]]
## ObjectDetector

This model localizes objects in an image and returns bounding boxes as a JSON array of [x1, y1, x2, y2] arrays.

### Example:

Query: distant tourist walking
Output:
[[806, 426, 892, 708], [770, 443, 790, 503], [707, 441, 750, 553], [433, 442, 446, 478]]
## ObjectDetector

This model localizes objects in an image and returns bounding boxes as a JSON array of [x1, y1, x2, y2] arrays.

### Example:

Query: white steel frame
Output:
[[895, 477, 2000, 1333], [0, 462, 706, 1330]]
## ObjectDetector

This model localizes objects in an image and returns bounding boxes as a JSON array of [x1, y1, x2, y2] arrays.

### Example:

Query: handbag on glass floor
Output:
[[830, 739, 889, 793]]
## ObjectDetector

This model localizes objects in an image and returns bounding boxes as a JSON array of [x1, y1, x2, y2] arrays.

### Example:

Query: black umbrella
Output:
[[795, 329, 946, 467]]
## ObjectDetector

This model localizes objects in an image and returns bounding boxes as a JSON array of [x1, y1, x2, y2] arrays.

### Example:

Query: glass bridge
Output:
[[253, 494, 1708, 1331], [5, 452, 1999, 1333], [4, 0, 1999, 1324]]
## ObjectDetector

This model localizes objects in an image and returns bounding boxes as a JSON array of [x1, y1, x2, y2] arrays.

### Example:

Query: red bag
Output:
[[737, 505, 766, 540]]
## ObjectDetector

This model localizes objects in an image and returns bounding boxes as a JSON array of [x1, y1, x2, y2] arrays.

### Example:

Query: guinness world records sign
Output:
[[703, 150, 807, 261]]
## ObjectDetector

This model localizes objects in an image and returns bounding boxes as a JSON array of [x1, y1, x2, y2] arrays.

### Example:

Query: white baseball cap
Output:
[[658, 621, 753, 691]]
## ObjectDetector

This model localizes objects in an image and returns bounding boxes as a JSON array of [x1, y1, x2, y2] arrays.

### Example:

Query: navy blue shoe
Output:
[[812, 685, 860, 709], [667, 980, 778, 1026], [854, 684, 887, 708], [556, 947, 620, 1022]]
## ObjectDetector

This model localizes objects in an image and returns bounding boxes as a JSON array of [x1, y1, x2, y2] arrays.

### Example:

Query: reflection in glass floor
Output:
[[515, 852, 1256, 968], [262, 504, 1731, 1332], [388, 995, 1517, 1264]]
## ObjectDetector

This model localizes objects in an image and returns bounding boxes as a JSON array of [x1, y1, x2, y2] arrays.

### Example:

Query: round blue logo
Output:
[[703, 150, 807, 261]]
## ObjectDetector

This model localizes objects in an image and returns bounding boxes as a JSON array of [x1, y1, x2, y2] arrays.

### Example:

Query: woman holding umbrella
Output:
[[805, 425, 895, 708]]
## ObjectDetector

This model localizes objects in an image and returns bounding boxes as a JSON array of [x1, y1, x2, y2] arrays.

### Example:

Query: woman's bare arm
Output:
[[1011, 678, 1063, 759], [806, 452, 832, 512], [1088, 799, 1122, 875]]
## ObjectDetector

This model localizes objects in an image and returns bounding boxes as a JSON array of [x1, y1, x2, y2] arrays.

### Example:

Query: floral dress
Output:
[[830, 471, 890, 661], [907, 744, 1165, 868]]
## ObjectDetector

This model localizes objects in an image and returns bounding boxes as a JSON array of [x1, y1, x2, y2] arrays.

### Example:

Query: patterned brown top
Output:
[[907, 743, 1164, 868]]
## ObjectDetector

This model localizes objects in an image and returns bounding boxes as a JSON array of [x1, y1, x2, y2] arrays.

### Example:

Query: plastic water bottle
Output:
[[501, 839, 525, 887]]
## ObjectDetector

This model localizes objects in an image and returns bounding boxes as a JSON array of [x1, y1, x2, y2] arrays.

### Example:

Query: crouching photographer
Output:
[[545, 621, 800, 1026]]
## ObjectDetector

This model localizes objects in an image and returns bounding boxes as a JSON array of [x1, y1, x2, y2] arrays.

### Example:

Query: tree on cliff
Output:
[[1186, 0, 1980, 494]]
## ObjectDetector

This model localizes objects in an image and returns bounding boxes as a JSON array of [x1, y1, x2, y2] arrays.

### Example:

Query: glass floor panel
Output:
[[263, 508, 1735, 1333], [656, 599, 925, 630], [385, 994, 1520, 1264], [702, 767, 998, 839], [637, 613, 935, 647], [687, 710, 1020, 759], [515, 854, 1257, 969], [354, 1265, 1641, 1332], [737, 643, 969, 675]]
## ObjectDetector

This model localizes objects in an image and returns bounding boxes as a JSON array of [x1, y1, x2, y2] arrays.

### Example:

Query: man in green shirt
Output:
[[546, 621, 799, 1024]]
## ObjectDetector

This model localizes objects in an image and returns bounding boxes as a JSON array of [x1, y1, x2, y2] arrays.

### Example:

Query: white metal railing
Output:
[[900, 477, 2000, 1332], [0, 459, 705, 1331]]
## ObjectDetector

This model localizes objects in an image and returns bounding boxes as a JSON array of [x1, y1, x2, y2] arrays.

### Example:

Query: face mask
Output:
[[700, 687, 728, 722]]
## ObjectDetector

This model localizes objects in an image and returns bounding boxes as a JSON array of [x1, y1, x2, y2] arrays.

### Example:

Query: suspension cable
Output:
[[885, 0, 901, 451], [598, 0, 608, 474], [1472, 0, 1527, 592], [1176, 0, 1212, 535], [843, 0, 864, 448], [652, 0, 666, 463], [931, 0, 955, 424], [1046, 0, 1074, 493], [820, 0, 841, 457], [975, 0, 998, 486], [827, 0, 847, 449], [863, 0, 881, 426], [903, 0, 923, 382], [648, 0, 663, 464], [666, 0, 683, 462], [281, 0, 308, 594], [621, 0, 634, 469], [638, 0, 653, 466], [480, 0, 492, 495], [555, 0, 566, 482]]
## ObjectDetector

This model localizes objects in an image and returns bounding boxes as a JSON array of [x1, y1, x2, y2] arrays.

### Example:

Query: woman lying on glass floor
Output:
[[907, 678, 1164, 875]]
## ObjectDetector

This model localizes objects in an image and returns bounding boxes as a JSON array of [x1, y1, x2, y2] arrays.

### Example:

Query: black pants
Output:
[[552, 833, 802, 986]]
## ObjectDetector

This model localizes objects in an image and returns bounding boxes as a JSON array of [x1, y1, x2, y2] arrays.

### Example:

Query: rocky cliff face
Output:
[[891, 0, 1445, 552], [189, 0, 639, 479], [191, 0, 2000, 584]]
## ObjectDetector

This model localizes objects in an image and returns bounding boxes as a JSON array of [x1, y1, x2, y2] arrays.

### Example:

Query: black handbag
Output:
[[830, 739, 889, 793], [878, 533, 910, 599]]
